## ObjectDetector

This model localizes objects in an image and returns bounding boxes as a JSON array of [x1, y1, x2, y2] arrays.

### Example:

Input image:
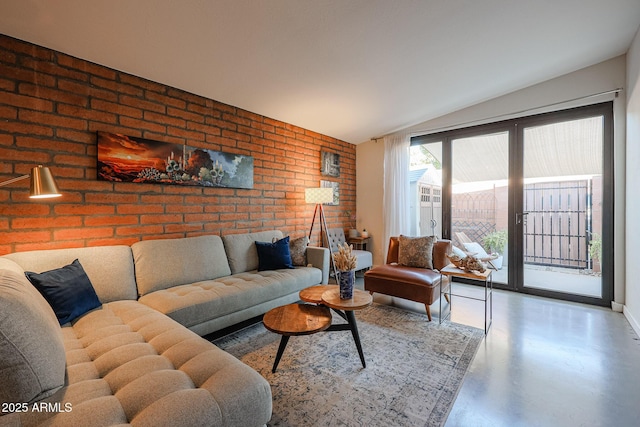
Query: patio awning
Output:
[[421, 116, 603, 184]]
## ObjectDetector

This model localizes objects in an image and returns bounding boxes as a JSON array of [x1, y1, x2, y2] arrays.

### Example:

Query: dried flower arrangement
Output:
[[333, 242, 357, 271], [345, 210, 357, 229], [447, 253, 486, 273]]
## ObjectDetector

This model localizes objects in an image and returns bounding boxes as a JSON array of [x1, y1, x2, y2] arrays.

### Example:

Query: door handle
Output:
[[430, 219, 437, 237], [515, 212, 529, 225]]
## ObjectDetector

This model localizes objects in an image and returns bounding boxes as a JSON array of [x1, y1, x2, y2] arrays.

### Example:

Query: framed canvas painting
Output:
[[97, 132, 253, 189]]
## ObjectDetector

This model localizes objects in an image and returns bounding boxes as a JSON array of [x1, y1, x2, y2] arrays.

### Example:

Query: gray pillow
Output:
[[0, 269, 66, 404]]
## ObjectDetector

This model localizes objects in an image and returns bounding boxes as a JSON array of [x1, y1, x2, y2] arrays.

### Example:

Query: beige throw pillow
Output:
[[397, 235, 437, 269], [289, 236, 308, 266]]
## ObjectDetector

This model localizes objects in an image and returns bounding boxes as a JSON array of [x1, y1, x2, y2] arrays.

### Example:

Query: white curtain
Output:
[[383, 131, 411, 258]]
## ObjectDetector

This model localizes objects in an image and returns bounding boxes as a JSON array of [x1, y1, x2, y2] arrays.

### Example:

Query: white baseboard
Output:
[[623, 306, 640, 338]]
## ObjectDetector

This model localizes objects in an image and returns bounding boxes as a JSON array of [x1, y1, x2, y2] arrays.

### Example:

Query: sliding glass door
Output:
[[516, 109, 611, 302], [411, 102, 613, 306], [450, 131, 509, 285]]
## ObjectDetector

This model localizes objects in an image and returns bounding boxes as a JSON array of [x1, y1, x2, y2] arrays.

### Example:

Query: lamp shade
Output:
[[305, 187, 333, 204], [29, 166, 61, 199]]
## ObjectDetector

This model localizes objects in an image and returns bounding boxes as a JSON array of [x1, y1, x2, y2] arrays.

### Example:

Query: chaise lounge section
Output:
[[0, 230, 329, 426]]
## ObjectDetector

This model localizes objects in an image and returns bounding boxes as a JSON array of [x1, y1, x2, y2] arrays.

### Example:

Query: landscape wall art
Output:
[[97, 132, 254, 189]]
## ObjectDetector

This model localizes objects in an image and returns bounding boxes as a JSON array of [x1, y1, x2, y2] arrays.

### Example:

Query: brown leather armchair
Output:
[[364, 237, 452, 321]]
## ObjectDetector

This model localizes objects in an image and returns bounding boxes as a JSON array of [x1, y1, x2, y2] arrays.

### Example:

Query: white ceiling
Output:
[[1, 0, 639, 144]]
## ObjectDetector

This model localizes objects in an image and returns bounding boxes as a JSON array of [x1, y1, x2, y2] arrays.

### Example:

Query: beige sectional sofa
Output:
[[0, 230, 329, 426]]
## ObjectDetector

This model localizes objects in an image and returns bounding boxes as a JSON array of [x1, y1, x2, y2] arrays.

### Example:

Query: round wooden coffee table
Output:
[[263, 303, 332, 373], [321, 287, 373, 311], [299, 284, 338, 304], [298, 284, 373, 368]]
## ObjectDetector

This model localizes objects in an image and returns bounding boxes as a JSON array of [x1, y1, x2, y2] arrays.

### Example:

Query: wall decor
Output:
[[321, 151, 340, 177], [97, 132, 254, 189], [320, 180, 339, 205]]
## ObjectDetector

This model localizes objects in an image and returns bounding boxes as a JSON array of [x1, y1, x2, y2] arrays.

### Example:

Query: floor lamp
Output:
[[305, 187, 337, 280], [0, 165, 62, 199]]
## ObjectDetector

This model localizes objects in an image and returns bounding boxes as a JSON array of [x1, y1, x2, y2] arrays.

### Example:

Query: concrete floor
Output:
[[354, 277, 640, 427], [491, 265, 602, 298]]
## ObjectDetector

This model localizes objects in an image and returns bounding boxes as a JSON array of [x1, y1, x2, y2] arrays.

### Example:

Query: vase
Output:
[[338, 270, 355, 299], [348, 228, 359, 238]]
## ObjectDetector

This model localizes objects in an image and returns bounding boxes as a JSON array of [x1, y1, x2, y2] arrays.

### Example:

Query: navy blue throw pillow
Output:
[[25, 259, 102, 325], [255, 236, 295, 271]]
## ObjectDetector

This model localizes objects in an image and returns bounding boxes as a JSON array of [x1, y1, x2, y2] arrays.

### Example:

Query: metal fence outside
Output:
[[447, 180, 593, 269], [523, 180, 591, 269]]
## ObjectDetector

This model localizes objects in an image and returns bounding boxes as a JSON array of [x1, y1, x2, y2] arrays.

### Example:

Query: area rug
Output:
[[213, 303, 484, 427]]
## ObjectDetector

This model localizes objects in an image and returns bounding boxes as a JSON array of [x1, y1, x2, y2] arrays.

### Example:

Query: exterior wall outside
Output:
[[0, 35, 356, 254]]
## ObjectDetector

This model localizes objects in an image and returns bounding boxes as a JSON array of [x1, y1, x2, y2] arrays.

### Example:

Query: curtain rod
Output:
[[370, 87, 622, 141]]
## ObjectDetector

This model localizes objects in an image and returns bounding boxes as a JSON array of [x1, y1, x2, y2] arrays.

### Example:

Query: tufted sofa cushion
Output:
[[4, 246, 137, 303], [0, 268, 66, 406], [139, 267, 322, 335], [15, 300, 272, 427], [132, 235, 232, 297]]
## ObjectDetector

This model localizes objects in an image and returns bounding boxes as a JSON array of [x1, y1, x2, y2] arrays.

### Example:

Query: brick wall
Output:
[[0, 35, 356, 255]]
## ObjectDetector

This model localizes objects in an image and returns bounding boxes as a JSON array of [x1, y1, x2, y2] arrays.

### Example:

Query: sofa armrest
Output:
[[305, 246, 330, 284]]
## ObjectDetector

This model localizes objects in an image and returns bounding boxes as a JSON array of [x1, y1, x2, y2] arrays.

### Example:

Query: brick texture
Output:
[[0, 35, 356, 254]]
